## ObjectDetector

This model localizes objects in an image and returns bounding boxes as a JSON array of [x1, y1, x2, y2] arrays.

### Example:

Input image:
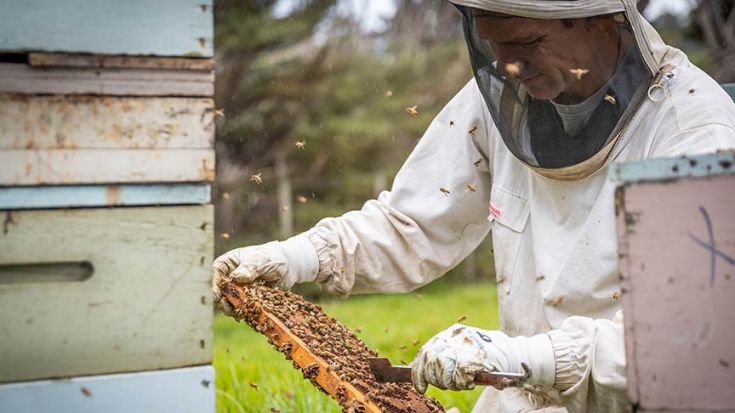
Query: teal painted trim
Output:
[[0, 365, 214, 413], [611, 151, 735, 183], [0, 0, 213, 57], [0, 184, 211, 210], [723, 84, 735, 102]]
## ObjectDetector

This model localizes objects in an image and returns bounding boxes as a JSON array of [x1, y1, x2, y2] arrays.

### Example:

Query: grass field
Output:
[[213, 280, 499, 413]]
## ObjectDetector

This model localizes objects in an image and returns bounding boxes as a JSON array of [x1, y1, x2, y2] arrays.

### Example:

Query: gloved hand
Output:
[[410, 324, 556, 393], [211, 234, 319, 315]]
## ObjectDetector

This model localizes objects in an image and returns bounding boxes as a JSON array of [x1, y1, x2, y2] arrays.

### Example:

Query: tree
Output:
[[695, 0, 735, 82]]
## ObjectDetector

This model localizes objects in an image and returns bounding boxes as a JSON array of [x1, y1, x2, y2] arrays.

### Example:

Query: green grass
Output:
[[214, 280, 499, 413]]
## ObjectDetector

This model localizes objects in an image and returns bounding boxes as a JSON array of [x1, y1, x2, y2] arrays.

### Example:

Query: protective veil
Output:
[[451, 0, 665, 180]]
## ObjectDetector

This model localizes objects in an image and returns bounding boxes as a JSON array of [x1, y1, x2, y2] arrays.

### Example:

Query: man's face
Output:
[[474, 14, 618, 103]]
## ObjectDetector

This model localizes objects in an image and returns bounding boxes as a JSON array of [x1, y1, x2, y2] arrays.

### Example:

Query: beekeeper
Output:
[[212, 0, 735, 411]]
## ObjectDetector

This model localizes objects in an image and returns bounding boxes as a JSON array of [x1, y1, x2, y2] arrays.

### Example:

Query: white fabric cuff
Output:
[[279, 234, 320, 286], [548, 328, 586, 391], [519, 333, 557, 388]]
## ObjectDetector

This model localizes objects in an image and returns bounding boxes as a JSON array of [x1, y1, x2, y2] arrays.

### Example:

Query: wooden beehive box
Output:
[[0, 1, 215, 411], [614, 152, 735, 413]]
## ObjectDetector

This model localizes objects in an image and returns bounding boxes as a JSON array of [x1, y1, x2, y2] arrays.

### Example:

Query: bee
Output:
[[355, 326, 362, 333], [535, 274, 545, 281], [496, 276, 506, 284], [612, 291, 621, 300], [296, 195, 308, 204], [467, 183, 477, 192], [222, 192, 230, 200], [450, 120, 455, 127], [398, 345, 407, 350], [295, 140, 306, 149], [271, 408, 281, 413], [80, 387, 92, 397], [473, 158, 483, 167], [440, 187, 450, 196], [412, 339, 420, 346], [604, 94, 617, 105], [250, 173, 263, 184], [250, 382, 258, 390], [405, 105, 418, 116], [550, 296, 564, 307], [457, 315, 467, 323], [385, 90, 393, 97], [220, 232, 230, 240], [505, 62, 521, 77], [384, 326, 390, 333], [569, 68, 590, 80], [198, 37, 207, 48], [281, 206, 289, 211], [212, 108, 225, 118], [468, 125, 478, 134]]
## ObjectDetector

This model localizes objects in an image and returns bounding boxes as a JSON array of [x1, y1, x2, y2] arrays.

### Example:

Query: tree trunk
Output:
[[276, 150, 293, 239], [463, 250, 478, 282]]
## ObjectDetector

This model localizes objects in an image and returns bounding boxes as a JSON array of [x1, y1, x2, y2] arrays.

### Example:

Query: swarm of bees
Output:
[[224, 284, 443, 412]]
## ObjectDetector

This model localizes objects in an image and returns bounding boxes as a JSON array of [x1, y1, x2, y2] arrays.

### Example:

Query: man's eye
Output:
[[519, 38, 541, 46]]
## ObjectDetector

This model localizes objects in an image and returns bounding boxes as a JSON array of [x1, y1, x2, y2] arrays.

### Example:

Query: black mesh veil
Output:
[[456, 5, 653, 170]]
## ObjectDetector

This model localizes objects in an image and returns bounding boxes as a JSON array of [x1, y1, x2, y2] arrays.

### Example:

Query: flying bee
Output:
[[505, 62, 521, 77], [250, 173, 263, 184], [405, 105, 418, 116], [569, 68, 590, 80]]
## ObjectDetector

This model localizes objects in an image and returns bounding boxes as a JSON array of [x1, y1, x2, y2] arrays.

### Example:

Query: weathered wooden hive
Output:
[[0, 1, 215, 411]]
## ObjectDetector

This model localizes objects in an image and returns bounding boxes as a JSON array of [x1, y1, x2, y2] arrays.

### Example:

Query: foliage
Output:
[[214, 281, 499, 413], [214, 0, 471, 247]]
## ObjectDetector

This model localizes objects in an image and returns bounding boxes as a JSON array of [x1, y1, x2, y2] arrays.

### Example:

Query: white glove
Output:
[[211, 234, 319, 315], [410, 324, 556, 393]]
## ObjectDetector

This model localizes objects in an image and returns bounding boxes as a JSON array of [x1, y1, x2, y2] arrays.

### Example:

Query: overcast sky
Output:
[[274, 0, 698, 33]]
